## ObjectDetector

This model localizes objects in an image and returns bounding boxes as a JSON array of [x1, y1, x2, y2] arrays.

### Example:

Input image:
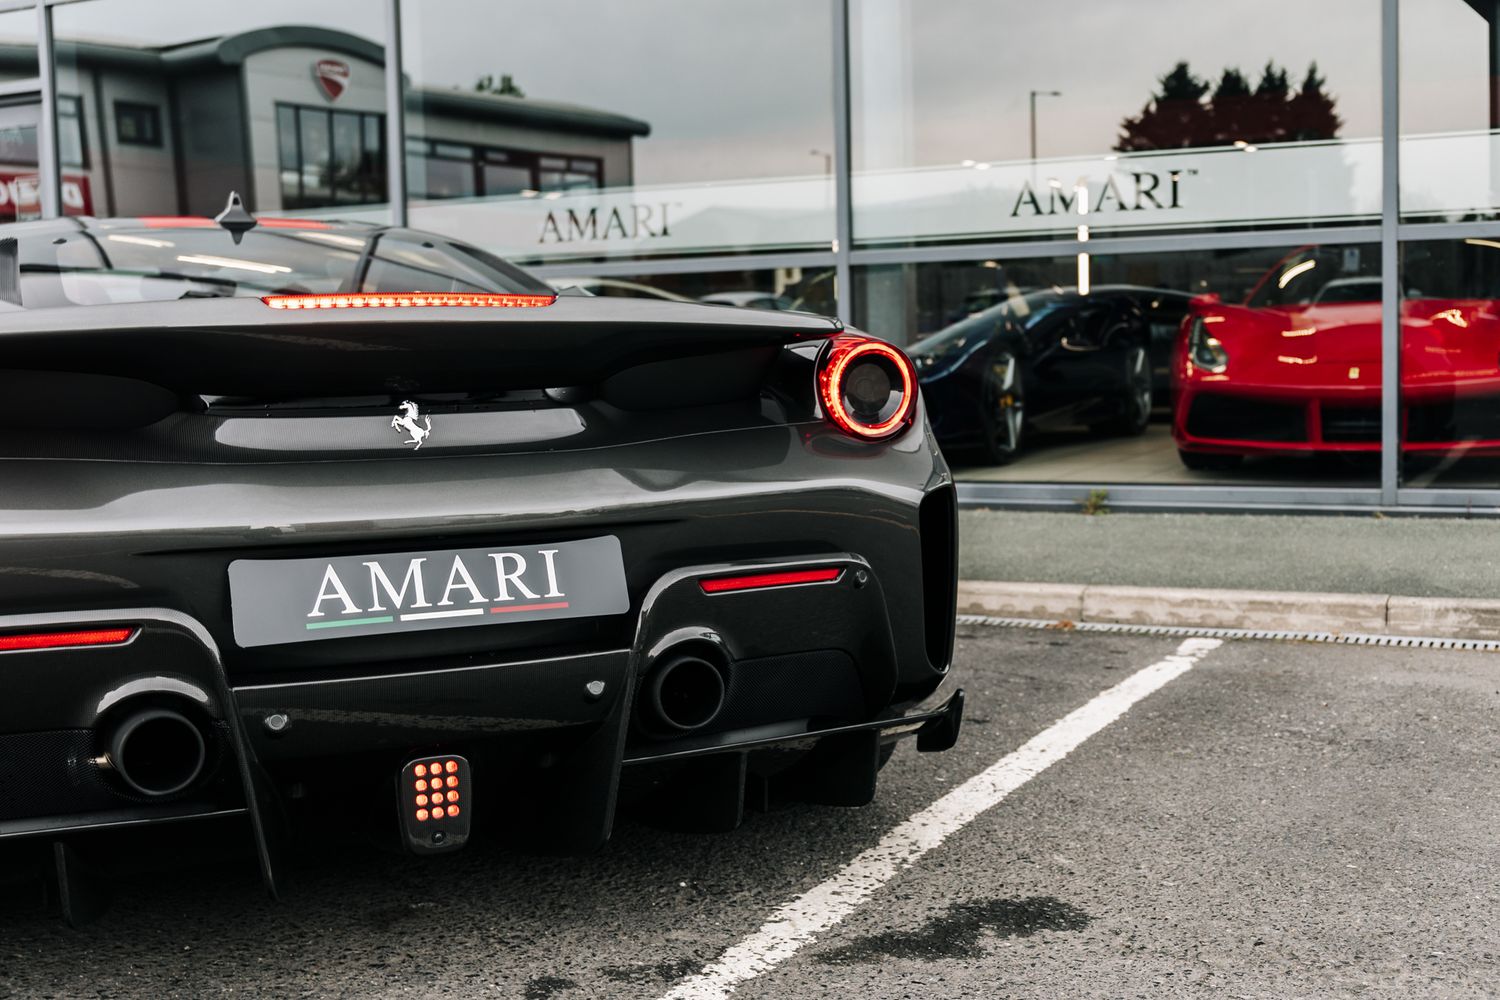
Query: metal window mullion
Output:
[[956, 481, 1385, 513], [35, 0, 60, 218], [1380, 0, 1400, 505], [1396, 219, 1500, 240], [1397, 487, 1500, 508], [831, 0, 852, 324], [384, 0, 407, 226]]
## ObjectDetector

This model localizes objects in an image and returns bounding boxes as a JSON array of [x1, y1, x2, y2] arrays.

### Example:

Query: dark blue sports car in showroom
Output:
[[909, 285, 1191, 464]]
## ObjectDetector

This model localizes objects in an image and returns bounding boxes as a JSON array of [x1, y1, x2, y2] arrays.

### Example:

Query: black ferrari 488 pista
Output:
[[0, 197, 960, 919]]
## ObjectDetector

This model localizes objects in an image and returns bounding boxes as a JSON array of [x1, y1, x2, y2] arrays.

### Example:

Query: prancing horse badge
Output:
[[391, 400, 433, 450]]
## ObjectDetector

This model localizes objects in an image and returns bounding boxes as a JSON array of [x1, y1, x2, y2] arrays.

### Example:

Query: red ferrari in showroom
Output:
[[1172, 242, 1500, 470]]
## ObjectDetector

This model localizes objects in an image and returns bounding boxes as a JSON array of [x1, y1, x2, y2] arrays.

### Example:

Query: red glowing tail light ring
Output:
[[816, 334, 918, 440], [262, 292, 557, 310]]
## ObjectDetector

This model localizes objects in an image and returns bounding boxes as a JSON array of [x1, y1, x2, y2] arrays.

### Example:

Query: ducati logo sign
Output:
[[313, 59, 350, 102], [390, 400, 432, 449]]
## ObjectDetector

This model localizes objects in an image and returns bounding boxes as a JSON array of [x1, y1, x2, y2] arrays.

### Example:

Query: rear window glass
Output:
[[5, 220, 551, 309]]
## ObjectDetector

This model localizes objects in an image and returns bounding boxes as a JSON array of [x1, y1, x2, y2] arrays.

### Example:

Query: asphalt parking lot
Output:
[[3, 627, 1498, 999]]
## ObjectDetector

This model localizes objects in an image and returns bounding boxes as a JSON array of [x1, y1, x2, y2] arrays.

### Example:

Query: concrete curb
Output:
[[957, 580, 1500, 640]]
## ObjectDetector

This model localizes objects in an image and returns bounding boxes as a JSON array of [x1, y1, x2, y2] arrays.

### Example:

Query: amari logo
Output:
[[306, 550, 567, 631], [228, 536, 629, 648]]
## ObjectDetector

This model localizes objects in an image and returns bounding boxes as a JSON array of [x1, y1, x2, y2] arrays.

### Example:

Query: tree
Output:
[[1208, 67, 1254, 146], [474, 73, 525, 98], [1115, 60, 1341, 151], [1286, 63, 1342, 142], [1252, 62, 1292, 145], [1115, 62, 1210, 152]]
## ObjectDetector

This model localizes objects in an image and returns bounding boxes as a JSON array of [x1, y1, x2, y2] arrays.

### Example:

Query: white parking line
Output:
[[660, 637, 1223, 1000]]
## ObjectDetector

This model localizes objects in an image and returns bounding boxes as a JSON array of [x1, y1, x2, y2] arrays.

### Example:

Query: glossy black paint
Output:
[[0, 217, 960, 900], [911, 285, 1191, 460]]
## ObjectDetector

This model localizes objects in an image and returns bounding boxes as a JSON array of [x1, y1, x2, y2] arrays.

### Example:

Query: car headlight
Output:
[[1188, 317, 1229, 373]]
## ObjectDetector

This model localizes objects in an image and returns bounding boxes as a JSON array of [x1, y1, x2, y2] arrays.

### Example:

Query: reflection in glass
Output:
[[52, 0, 388, 220], [1400, 0, 1500, 221], [402, 0, 835, 263], [852, 0, 1379, 245], [547, 268, 836, 318], [856, 246, 1380, 486], [11, 217, 549, 309], [1401, 239, 1500, 486]]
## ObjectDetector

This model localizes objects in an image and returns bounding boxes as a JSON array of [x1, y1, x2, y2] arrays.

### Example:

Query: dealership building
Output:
[[0, 0, 1498, 515]]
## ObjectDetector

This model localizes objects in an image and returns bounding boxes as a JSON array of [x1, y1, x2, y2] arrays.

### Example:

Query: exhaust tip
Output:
[[644, 653, 727, 733], [108, 707, 207, 798]]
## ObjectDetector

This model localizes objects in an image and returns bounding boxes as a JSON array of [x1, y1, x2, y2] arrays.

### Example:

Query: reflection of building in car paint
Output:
[[0, 26, 648, 219]]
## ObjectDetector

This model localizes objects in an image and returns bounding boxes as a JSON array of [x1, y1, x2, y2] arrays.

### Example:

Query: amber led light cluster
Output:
[[412, 759, 461, 822]]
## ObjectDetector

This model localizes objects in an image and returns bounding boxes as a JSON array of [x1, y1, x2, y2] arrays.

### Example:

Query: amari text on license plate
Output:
[[228, 535, 628, 648]]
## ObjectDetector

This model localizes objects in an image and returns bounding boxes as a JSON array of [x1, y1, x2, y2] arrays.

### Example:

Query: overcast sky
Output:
[[27, 0, 1496, 185]]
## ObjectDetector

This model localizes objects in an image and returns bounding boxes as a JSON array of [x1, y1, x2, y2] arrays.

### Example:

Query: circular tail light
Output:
[[817, 334, 918, 440]]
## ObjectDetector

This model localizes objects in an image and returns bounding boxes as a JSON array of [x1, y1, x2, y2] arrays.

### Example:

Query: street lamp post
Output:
[[1029, 90, 1062, 162]]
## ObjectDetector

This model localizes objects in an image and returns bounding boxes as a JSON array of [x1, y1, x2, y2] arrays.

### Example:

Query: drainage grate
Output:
[[955, 614, 1500, 652]]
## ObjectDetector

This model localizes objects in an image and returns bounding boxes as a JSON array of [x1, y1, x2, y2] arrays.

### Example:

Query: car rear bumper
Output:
[[0, 546, 962, 893]]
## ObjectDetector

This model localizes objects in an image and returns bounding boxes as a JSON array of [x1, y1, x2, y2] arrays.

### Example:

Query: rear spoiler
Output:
[[0, 296, 841, 397]]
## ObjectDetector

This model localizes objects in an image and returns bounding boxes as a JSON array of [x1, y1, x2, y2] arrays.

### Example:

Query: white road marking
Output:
[[660, 637, 1223, 1000]]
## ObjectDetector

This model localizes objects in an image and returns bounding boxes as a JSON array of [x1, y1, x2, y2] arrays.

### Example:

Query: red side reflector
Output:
[[262, 292, 557, 310], [0, 627, 136, 652], [700, 567, 843, 594]]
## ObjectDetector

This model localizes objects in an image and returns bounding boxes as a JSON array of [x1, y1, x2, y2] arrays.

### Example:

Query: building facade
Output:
[[2, 0, 1498, 514]]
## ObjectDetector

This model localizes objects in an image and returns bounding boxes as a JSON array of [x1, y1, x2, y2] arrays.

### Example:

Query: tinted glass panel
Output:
[[856, 245, 1380, 486], [1400, 239, 1500, 486], [8, 220, 549, 309]]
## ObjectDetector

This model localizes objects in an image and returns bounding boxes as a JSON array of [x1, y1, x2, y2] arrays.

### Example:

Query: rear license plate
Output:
[[228, 535, 627, 648]]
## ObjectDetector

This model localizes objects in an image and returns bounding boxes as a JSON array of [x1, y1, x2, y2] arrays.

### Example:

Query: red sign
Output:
[[314, 59, 350, 102], [0, 172, 92, 221]]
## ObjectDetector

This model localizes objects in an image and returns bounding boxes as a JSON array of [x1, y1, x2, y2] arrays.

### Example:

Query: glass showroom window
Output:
[[53, 0, 389, 220], [1397, 240, 1500, 489], [0, 93, 85, 220], [1399, 0, 1500, 225], [1399, 0, 1500, 489], [405, 138, 602, 201], [0, 8, 39, 221], [401, 0, 837, 265], [850, 0, 1380, 248], [276, 104, 386, 209], [855, 245, 1381, 486]]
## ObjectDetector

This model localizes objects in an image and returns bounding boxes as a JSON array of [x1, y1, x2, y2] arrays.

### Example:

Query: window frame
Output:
[[112, 98, 161, 148]]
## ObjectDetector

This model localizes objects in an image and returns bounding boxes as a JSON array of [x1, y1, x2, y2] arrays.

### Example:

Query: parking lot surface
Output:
[[3, 627, 1497, 999]]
